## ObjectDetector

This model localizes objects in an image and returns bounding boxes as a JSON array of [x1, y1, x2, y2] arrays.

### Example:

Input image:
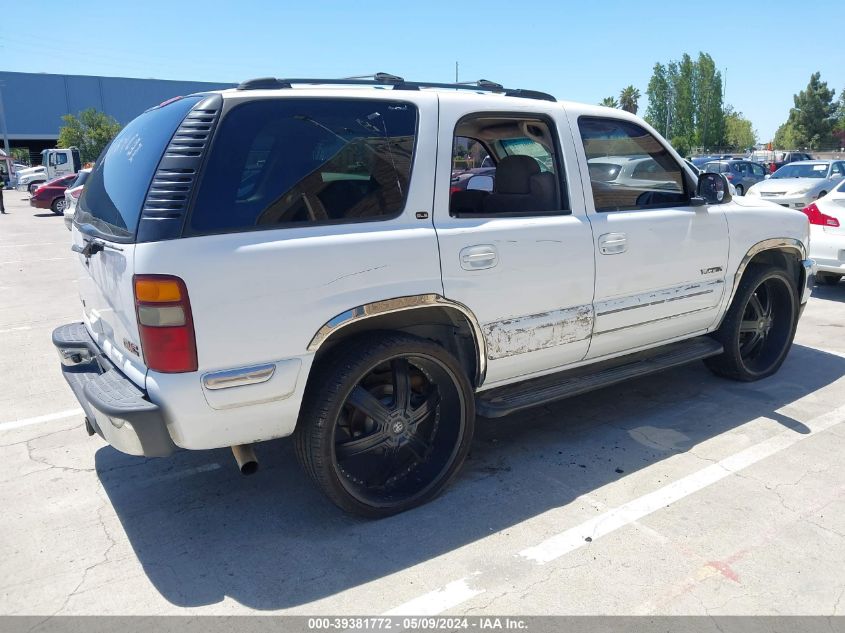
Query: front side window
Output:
[[189, 98, 417, 234], [751, 163, 766, 177], [578, 117, 687, 212]]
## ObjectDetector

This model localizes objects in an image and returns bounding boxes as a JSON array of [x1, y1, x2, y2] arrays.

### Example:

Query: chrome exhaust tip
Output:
[[231, 444, 258, 475]]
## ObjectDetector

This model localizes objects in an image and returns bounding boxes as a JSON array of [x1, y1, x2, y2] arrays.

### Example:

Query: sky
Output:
[[2, 0, 842, 142]]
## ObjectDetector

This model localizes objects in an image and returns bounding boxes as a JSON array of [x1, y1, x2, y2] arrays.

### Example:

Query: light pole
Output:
[[0, 83, 11, 158]]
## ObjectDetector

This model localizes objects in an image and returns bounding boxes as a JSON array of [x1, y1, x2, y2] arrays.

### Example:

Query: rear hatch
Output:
[[72, 95, 204, 387]]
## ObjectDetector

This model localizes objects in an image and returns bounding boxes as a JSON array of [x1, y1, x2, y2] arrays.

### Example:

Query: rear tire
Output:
[[705, 266, 798, 381], [294, 332, 475, 518], [816, 272, 842, 286], [51, 198, 66, 214]]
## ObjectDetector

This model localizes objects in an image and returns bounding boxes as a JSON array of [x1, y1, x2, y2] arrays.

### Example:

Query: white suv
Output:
[[53, 74, 814, 517]]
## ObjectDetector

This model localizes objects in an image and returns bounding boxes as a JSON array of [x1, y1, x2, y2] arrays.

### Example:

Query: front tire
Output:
[[294, 332, 475, 518], [816, 272, 842, 286], [705, 266, 798, 381]]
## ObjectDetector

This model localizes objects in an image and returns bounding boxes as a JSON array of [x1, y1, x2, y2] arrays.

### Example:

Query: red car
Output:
[[29, 174, 78, 214]]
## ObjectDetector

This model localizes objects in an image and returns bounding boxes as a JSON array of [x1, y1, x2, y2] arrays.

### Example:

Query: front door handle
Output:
[[460, 244, 498, 270], [598, 232, 627, 255]]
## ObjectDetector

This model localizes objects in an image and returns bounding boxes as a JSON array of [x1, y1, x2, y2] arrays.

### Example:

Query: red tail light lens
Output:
[[801, 203, 840, 228], [133, 275, 198, 373], [71, 188, 82, 199], [725, 173, 734, 181]]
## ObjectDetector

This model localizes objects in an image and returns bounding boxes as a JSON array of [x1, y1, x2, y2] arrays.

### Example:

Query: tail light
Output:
[[450, 185, 462, 194], [801, 203, 840, 228], [71, 188, 82, 199], [133, 275, 198, 373], [725, 173, 734, 181], [33, 185, 46, 196]]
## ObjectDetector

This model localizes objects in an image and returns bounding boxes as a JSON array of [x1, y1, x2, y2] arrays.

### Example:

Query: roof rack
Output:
[[236, 73, 556, 102]]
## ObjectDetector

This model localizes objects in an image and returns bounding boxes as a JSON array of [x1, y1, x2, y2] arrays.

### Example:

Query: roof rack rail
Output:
[[236, 73, 556, 102]]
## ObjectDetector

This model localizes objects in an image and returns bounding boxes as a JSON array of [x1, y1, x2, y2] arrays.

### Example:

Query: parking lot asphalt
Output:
[[1, 190, 844, 616]]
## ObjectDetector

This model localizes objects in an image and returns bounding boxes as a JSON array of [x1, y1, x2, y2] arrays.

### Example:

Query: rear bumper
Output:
[[809, 229, 845, 275], [52, 322, 177, 457], [29, 197, 50, 209]]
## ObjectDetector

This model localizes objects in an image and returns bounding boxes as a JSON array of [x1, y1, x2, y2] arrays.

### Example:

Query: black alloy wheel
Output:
[[295, 332, 474, 518]]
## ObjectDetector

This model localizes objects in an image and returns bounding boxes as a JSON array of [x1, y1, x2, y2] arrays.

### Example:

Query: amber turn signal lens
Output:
[[134, 278, 182, 303]]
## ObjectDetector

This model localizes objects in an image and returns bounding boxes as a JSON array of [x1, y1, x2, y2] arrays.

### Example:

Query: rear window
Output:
[[75, 96, 202, 240], [189, 98, 417, 234]]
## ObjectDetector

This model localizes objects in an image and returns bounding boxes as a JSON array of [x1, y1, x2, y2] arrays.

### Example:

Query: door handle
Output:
[[460, 245, 498, 270], [598, 232, 627, 255]]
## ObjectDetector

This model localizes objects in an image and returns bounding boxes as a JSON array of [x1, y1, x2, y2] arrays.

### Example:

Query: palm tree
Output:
[[619, 85, 641, 114], [600, 96, 619, 108]]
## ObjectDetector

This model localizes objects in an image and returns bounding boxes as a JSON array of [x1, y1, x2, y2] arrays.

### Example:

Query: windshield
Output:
[[772, 163, 829, 179], [75, 95, 201, 240]]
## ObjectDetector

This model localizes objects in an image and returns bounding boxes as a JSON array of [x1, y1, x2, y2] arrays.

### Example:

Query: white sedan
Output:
[[747, 160, 845, 209], [805, 180, 845, 285]]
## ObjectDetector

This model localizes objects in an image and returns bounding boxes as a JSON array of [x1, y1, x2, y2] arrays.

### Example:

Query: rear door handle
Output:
[[460, 244, 498, 270], [598, 232, 627, 255]]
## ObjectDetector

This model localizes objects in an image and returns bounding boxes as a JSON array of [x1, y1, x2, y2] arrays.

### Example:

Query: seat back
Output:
[[482, 155, 556, 214]]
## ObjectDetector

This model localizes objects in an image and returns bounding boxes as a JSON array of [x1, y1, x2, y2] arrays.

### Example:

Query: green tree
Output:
[[644, 63, 670, 136], [600, 96, 619, 108], [58, 109, 122, 163], [618, 85, 641, 114], [644, 52, 726, 150], [694, 53, 724, 149], [723, 107, 757, 150], [776, 72, 837, 150], [11, 148, 30, 165]]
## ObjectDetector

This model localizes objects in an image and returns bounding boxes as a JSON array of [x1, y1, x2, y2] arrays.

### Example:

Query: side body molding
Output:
[[307, 294, 488, 386]]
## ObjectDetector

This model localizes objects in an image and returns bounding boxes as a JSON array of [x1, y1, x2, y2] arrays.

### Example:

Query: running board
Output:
[[476, 336, 723, 418]]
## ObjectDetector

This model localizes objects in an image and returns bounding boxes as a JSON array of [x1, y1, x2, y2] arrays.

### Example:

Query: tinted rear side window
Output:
[[189, 98, 417, 234], [75, 96, 202, 240]]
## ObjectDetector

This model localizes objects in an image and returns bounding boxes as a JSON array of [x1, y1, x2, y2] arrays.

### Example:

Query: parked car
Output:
[[803, 180, 845, 286], [746, 160, 845, 208], [53, 77, 813, 517], [29, 173, 78, 214], [450, 167, 496, 193], [63, 168, 92, 230], [748, 150, 814, 174], [702, 160, 768, 196]]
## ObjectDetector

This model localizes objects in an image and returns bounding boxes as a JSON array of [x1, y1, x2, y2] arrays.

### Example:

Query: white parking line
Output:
[[383, 574, 485, 616], [0, 408, 84, 432], [0, 257, 73, 265], [381, 403, 845, 615], [0, 325, 32, 334]]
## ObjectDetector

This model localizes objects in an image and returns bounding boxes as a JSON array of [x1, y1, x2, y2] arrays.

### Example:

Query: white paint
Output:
[[382, 573, 484, 616], [520, 404, 845, 564], [0, 257, 73, 265], [0, 408, 84, 432], [378, 403, 845, 616], [0, 325, 32, 334]]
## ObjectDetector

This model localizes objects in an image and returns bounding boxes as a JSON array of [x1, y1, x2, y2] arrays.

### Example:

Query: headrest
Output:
[[494, 155, 541, 194]]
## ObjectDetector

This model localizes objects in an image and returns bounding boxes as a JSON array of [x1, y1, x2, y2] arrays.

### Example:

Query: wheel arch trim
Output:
[[306, 294, 488, 386], [726, 238, 808, 309]]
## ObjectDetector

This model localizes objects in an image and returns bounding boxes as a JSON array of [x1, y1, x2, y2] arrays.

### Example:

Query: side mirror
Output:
[[466, 174, 494, 192], [695, 172, 732, 205]]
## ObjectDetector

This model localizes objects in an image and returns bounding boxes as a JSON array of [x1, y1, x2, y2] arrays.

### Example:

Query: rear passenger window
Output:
[[578, 117, 688, 212], [190, 99, 417, 234]]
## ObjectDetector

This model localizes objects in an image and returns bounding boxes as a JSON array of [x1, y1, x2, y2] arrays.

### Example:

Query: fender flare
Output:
[[307, 294, 488, 386], [725, 237, 807, 309]]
